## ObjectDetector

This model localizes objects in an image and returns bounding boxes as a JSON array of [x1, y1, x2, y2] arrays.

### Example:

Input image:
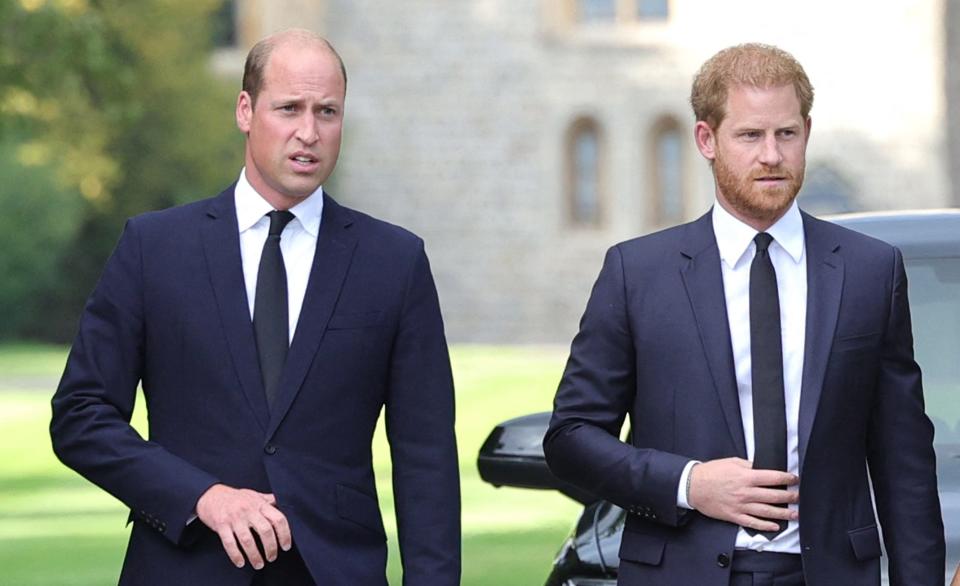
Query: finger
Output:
[[263, 507, 293, 551], [216, 527, 246, 568], [260, 492, 277, 505], [735, 513, 784, 533], [251, 516, 279, 562], [748, 469, 800, 487], [749, 487, 800, 505], [234, 524, 266, 570], [742, 503, 799, 521]]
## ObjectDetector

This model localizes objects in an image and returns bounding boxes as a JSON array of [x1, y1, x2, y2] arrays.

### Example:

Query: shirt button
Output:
[[717, 553, 730, 568], [264, 444, 277, 455]]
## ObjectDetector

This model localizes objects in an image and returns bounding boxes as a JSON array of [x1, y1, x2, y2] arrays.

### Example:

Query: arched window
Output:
[[648, 116, 685, 227], [566, 118, 604, 227], [577, 0, 616, 22]]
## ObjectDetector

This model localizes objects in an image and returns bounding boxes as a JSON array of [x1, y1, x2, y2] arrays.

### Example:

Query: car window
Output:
[[904, 257, 960, 447]]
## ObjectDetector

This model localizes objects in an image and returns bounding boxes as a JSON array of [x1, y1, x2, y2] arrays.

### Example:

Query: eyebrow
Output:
[[269, 96, 342, 106], [731, 122, 801, 132]]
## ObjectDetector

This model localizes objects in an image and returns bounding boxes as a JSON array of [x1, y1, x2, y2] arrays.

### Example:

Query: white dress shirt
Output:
[[234, 168, 323, 344], [677, 200, 806, 554]]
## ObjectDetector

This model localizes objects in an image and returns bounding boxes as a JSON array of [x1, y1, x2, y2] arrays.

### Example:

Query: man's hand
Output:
[[196, 484, 292, 569], [687, 457, 799, 532]]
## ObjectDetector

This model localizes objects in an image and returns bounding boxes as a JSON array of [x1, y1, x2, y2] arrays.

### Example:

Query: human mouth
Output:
[[289, 152, 319, 171]]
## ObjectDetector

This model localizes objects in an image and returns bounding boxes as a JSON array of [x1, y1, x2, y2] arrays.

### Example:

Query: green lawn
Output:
[[0, 344, 581, 585]]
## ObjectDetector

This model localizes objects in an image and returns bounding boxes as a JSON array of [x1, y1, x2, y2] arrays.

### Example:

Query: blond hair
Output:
[[691, 43, 813, 128]]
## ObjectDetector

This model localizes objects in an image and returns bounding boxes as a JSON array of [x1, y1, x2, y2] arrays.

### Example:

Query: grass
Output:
[[0, 343, 581, 585], [0, 344, 69, 378]]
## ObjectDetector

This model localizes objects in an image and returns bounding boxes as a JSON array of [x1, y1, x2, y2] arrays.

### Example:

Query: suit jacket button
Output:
[[264, 444, 277, 455], [717, 553, 730, 568]]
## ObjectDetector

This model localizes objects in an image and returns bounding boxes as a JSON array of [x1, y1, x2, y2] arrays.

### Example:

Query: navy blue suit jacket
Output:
[[544, 211, 944, 585], [51, 188, 460, 585]]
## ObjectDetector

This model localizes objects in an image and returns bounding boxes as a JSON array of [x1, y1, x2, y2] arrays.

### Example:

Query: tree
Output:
[[0, 0, 242, 340]]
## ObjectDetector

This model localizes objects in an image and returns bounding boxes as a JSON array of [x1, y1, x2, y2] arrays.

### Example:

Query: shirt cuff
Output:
[[676, 460, 700, 509]]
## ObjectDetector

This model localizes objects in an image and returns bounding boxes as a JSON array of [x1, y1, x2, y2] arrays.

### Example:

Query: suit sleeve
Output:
[[385, 240, 461, 585], [50, 219, 219, 546], [867, 247, 945, 584], [544, 245, 690, 526]]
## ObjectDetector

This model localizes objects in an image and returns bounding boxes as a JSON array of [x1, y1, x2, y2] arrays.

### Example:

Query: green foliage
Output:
[[0, 138, 83, 339], [0, 0, 243, 341]]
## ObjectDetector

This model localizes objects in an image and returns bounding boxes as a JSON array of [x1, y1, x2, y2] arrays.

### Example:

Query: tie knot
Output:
[[267, 210, 295, 237], [754, 232, 774, 252]]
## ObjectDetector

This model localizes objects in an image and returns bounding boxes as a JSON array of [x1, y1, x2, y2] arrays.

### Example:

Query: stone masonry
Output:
[[218, 0, 952, 342]]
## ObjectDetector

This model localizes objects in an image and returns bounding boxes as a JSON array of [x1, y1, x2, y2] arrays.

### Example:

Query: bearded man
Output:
[[544, 43, 944, 586]]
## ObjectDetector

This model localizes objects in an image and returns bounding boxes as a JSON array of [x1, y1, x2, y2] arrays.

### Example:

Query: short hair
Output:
[[690, 43, 814, 129], [241, 29, 348, 108]]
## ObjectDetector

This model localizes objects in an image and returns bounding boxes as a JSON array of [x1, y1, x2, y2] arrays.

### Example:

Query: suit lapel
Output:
[[267, 195, 358, 438], [680, 212, 747, 458], [797, 213, 844, 469], [201, 187, 270, 431]]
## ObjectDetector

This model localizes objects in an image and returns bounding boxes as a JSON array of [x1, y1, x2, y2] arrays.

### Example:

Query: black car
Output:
[[477, 210, 960, 585]]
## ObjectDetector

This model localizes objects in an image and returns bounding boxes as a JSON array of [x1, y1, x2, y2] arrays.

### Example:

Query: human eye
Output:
[[777, 128, 798, 139], [277, 103, 298, 114], [739, 130, 762, 141]]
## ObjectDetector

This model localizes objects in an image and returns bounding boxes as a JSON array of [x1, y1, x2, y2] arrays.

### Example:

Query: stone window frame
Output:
[[565, 116, 606, 228], [647, 115, 688, 229]]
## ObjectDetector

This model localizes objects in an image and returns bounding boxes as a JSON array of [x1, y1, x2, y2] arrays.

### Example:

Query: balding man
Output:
[[51, 29, 460, 586]]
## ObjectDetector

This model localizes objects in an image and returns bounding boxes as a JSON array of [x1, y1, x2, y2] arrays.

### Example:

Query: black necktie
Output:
[[254, 210, 295, 408], [747, 232, 788, 539]]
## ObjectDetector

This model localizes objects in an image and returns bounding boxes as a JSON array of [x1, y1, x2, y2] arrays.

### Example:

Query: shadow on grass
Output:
[[0, 534, 127, 586], [1, 523, 569, 585], [448, 525, 570, 585], [0, 508, 123, 521], [0, 472, 89, 494]]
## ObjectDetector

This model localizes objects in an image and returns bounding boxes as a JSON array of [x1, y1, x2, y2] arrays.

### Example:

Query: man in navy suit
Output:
[[51, 29, 460, 585], [544, 44, 943, 585]]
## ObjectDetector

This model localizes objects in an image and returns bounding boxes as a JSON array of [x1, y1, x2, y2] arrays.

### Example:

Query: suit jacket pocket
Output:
[[336, 484, 386, 538], [847, 524, 881, 561], [832, 331, 881, 353], [328, 310, 384, 330], [619, 528, 666, 566]]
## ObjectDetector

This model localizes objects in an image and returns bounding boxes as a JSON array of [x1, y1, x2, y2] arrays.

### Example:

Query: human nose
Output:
[[295, 114, 319, 145], [758, 135, 783, 167]]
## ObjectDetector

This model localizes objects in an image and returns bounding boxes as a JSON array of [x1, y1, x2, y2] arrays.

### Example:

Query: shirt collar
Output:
[[711, 199, 804, 268], [234, 167, 324, 237]]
